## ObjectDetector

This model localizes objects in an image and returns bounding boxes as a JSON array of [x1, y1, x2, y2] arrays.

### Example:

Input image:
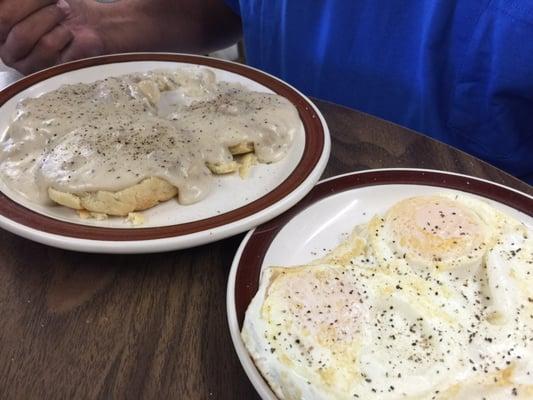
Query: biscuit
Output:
[[49, 177, 178, 217], [48, 142, 257, 217]]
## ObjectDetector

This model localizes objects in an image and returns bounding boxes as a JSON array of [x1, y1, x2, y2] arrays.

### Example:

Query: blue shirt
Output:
[[225, 0, 533, 184]]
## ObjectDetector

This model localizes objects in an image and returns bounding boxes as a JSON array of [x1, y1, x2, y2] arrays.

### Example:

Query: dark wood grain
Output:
[[318, 100, 532, 194], [0, 99, 530, 400]]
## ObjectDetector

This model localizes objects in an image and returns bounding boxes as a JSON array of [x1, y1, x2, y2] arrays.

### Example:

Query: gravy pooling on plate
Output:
[[0, 68, 299, 209]]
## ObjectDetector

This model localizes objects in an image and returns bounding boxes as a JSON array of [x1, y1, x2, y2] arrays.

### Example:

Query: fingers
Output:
[[11, 24, 73, 74], [0, 4, 67, 65], [0, 0, 57, 42], [59, 29, 105, 63]]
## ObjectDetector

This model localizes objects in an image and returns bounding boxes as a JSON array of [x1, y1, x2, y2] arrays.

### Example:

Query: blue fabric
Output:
[[225, 0, 533, 184]]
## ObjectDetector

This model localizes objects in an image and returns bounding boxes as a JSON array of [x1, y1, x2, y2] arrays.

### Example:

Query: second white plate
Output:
[[227, 169, 533, 399]]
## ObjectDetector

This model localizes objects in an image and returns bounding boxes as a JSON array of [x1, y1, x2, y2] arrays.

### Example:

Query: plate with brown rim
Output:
[[226, 168, 533, 399], [0, 53, 330, 253]]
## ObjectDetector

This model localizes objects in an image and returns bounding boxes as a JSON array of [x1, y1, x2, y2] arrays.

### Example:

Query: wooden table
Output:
[[0, 70, 531, 399]]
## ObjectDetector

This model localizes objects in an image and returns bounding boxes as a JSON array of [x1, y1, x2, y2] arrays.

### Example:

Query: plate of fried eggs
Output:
[[227, 168, 533, 400]]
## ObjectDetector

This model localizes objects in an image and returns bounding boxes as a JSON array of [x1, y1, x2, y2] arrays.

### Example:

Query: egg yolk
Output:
[[264, 267, 363, 344], [387, 196, 487, 263]]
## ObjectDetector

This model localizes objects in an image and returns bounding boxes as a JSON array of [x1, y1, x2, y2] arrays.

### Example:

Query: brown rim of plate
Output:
[[0, 53, 325, 241], [234, 169, 533, 328]]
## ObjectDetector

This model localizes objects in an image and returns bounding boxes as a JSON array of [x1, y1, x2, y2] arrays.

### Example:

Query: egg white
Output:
[[243, 257, 487, 399], [242, 194, 533, 399]]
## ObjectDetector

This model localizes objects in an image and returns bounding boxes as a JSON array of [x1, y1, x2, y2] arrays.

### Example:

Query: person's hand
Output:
[[0, 0, 242, 75], [0, 0, 105, 74]]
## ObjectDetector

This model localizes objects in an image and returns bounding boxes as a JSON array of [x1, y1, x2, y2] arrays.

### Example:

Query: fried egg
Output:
[[369, 194, 503, 272], [241, 194, 533, 399]]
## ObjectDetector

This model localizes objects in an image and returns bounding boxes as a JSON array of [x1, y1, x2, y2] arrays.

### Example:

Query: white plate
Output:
[[0, 53, 330, 253], [227, 168, 533, 399]]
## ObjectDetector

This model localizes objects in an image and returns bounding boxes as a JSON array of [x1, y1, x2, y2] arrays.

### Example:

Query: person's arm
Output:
[[0, 0, 242, 74]]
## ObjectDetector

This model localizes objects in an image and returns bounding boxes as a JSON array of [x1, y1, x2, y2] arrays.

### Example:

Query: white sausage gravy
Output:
[[0, 68, 300, 206]]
